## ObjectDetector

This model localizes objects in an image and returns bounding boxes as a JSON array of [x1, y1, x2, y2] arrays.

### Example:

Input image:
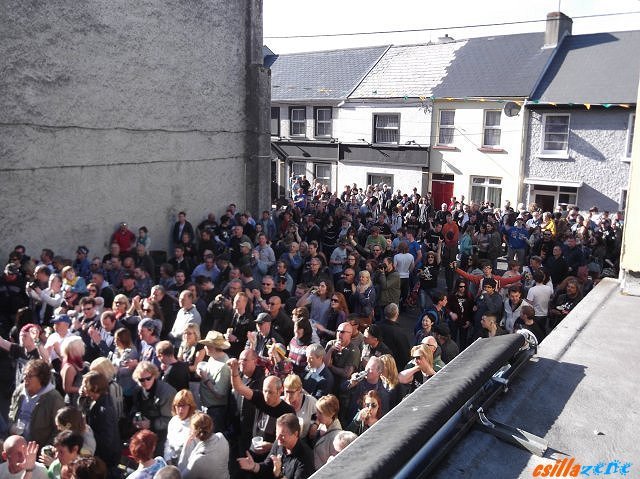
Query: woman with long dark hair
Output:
[[317, 292, 349, 345], [287, 308, 314, 375]]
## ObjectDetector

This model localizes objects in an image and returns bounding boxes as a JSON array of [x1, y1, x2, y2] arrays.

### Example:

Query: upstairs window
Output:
[[438, 110, 455, 145], [373, 114, 400, 144], [626, 113, 635, 159], [289, 107, 306, 137], [314, 107, 332, 138], [541, 114, 570, 154], [483, 110, 501, 147], [270, 107, 280, 137]]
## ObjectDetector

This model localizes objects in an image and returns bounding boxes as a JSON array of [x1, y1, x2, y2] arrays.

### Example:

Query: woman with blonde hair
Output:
[[398, 344, 436, 395], [60, 336, 86, 406], [164, 389, 198, 464], [90, 357, 124, 419], [308, 394, 342, 470], [379, 354, 402, 409], [352, 270, 376, 318], [112, 294, 131, 321]]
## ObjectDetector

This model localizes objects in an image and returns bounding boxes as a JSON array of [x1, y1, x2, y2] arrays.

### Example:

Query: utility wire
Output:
[[265, 11, 640, 39]]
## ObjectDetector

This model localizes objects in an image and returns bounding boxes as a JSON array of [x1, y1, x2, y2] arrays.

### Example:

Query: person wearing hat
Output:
[[196, 331, 231, 433], [236, 241, 253, 270], [43, 314, 73, 370], [228, 225, 251, 267], [247, 313, 284, 360], [118, 271, 140, 300], [72, 246, 91, 283], [359, 324, 392, 370], [432, 323, 459, 364]]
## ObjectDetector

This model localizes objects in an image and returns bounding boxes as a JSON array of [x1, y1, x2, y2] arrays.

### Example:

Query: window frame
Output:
[[437, 109, 456, 145], [625, 112, 635, 160], [367, 173, 394, 190], [314, 107, 333, 138], [372, 113, 400, 145], [540, 113, 570, 156], [482, 109, 502, 147], [314, 163, 332, 186], [470, 176, 502, 206], [289, 107, 307, 137], [271, 107, 280, 137]]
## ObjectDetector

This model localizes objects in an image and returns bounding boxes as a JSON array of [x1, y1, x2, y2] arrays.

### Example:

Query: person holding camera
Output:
[[373, 257, 400, 322]]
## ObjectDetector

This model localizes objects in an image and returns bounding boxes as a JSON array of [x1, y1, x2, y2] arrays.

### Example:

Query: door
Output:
[[534, 194, 555, 213], [431, 181, 454, 209]]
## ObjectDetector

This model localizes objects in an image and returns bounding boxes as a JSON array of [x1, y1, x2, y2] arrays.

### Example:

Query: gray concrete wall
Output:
[[0, 0, 269, 258], [524, 108, 632, 211]]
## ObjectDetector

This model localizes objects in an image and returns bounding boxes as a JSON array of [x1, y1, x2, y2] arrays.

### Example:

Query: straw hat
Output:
[[198, 330, 231, 350]]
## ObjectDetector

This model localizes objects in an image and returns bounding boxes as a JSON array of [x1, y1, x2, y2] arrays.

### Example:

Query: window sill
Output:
[[536, 153, 571, 160], [432, 145, 459, 151], [620, 156, 631, 163], [477, 147, 506, 153]]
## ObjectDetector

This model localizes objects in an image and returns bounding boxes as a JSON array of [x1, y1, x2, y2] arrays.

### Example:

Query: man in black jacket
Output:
[[378, 303, 411, 371]]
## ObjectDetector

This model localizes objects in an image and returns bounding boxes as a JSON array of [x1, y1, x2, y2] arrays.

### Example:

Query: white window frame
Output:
[[373, 114, 400, 144], [438, 110, 456, 145], [470, 176, 502, 206], [289, 107, 306, 137], [314, 107, 332, 138], [540, 113, 570, 157], [367, 173, 394, 190], [530, 184, 579, 210], [482, 110, 502, 147], [620, 188, 628, 211], [314, 163, 331, 186], [624, 112, 635, 161]]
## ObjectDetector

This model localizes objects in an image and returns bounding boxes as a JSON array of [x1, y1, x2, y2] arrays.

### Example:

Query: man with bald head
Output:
[[264, 295, 294, 344], [227, 358, 294, 461], [0, 435, 47, 478]]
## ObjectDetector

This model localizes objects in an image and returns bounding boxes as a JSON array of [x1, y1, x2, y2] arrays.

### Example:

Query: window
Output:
[[531, 184, 578, 210], [373, 114, 400, 144], [483, 110, 501, 147], [367, 174, 393, 189], [291, 162, 306, 178], [289, 107, 306, 137], [438, 110, 455, 145], [271, 107, 280, 137], [626, 113, 635, 159], [314, 164, 331, 186], [314, 107, 332, 138], [471, 176, 502, 206], [541, 114, 570, 154], [620, 189, 628, 211]]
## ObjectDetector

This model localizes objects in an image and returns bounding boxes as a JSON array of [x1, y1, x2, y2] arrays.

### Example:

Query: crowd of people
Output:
[[0, 179, 624, 478]]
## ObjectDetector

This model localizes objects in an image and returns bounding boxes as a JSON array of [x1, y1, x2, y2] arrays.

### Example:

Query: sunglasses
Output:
[[139, 376, 153, 383], [364, 402, 378, 408], [331, 298, 339, 303]]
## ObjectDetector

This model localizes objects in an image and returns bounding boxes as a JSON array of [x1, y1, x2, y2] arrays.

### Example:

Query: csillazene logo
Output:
[[532, 458, 632, 477]]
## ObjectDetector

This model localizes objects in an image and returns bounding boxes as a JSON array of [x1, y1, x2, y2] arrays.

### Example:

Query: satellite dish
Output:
[[503, 101, 521, 117]]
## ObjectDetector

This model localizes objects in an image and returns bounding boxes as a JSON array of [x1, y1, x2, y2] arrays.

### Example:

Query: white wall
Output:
[[429, 100, 526, 206], [337, 163, 424, 193]]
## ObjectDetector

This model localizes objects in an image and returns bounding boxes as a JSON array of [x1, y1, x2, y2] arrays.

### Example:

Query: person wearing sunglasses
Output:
[[131, 361, 177, 457], [346, 390, 382, 436]]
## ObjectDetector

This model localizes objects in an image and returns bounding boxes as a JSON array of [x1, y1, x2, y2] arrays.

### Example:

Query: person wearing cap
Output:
[[228, 225, 252, 267], [72, 246, 91, 282], [111, 222, 136, 253], [44, 314, 73, 370], [118, 271, 140, 300], [432, 323, 459, 364], [236, 241, 253, 270], [196, 331, 232, 433], [247, 313, 284, 361], [359, 325, 392, 370]]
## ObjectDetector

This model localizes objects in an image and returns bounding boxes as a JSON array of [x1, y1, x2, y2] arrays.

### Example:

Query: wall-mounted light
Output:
[[358, 138, 372, 146]]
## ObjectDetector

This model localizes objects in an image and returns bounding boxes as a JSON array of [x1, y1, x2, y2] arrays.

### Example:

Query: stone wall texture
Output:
[[0, 0, 270, 257], [525, 108, 632, 211]]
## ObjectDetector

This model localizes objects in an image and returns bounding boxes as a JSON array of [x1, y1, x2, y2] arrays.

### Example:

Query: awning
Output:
[[523, 178, 584, 188], [273, 141, 339, 163], [340, 143, 429, 168]]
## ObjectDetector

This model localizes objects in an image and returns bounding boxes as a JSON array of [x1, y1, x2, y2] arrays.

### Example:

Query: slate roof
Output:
[[270, 46, 389, 102], [349, 41, 467, 99], [431, 32, 554, 98], [531, 30, 640, 104]]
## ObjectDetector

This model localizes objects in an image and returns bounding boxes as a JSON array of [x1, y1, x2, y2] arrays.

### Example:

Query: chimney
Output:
[[544, 11, 572, 48], [438, 34, 455, 44]]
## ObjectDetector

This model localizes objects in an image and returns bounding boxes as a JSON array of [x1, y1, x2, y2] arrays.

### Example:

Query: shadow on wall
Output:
[[433, 358, 587, 479], [578, 184, 620, 212], [569, 132, 606, 162]]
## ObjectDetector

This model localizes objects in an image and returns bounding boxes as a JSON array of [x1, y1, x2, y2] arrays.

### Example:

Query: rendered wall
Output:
[[525, 108, 632, 211], [429, 100, 525, 206], [0, 0, 269, 258]]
